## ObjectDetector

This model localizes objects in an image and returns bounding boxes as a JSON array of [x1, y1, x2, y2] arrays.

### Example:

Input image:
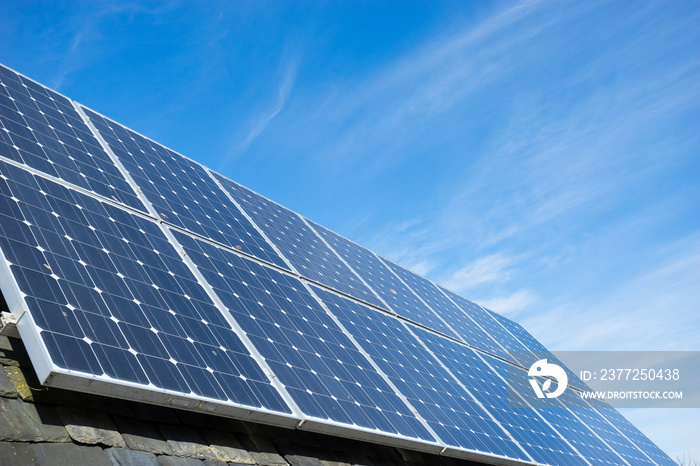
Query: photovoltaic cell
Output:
[[487, 310, 589, 391], [174, 232, 434, 442], [586, 399, 676, 466], [310, 221, 459, 339], [440, 287, 522, 358], [81, 107, 287, 269], [0, 65, 145, 211], [0, 159, 289, 413], [506, 363, 631, 465], [416, 327, 589, 465], [213, 174, 384, 308], [379, 258, 505, 356], [570, 404, 659, 465], [315, 286, 530, 462]]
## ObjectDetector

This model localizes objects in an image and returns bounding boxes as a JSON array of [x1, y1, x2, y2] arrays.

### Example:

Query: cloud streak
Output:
[[221, 57, 298, 167]]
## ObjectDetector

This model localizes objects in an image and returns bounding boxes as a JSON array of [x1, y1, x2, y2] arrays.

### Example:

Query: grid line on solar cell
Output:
[[416, 327, 594, 465], [0, 159, 292, 416], [212, 174, 385, 309], [570, 403, 658, 465], [486, 311, 589, 391], [439, 286, 526, 360], [307, 220, 462, 340], [314, 285, 533, 462], [174, 232, 438, 445], [590, 403, 676, 466], [79, 106, 287, 269], [379, 257, 508, 357], [505, 360, 632, 465], [0, 65, 145, 211]]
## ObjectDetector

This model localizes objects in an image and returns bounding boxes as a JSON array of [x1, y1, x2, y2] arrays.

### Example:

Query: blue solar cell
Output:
[[309, 221, 460, 339], [487, 310, 589, 391], [0, 65, 145, 211], [505, 360, 644, 465], [416, 327, 600, 465], [439, 287, 521, 358], [586, 399, 676, 466], [213, 174, 384, 308], [81, 107, 287, 269], [0, 159, 289, 413], [315, 286, 530, 461], [570, 402, 661, 465], [380, 258, 506, 355], [174, 231, 433, 442]]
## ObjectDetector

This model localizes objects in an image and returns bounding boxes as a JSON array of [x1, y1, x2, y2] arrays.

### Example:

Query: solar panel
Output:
[[0, 63, 675, 465], [174, 231, 438, 448], [379, 257, 506, 356], [80, 107, 287, 269], [416, 327, 591, 465], [0, 159, 294, 424], [0, 65, 145, 211], [569, 403, 661, 465], [315, 286, 531, 462], [506, 359, 650, 465], [584, 398, 676, 466], [213, 174, 384, 308], [309, 220, 460, 339]]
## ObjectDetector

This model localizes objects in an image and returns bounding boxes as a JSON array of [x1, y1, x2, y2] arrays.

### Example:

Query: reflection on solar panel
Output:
[[0, 67, 145, 211], [309, 220, 460, 339], [380, 257, 505, 355], [80, 107, 287, 269], [0, 159, 292, 423], [213, 174, 384, 307], [0, 63, 674, 464]]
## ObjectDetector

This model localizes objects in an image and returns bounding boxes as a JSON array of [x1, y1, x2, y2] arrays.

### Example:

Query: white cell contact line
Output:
[[74, 101, 306, 423], [204, 168, 301, 275], [377, 253, 471, 343], [401, 321, 537, 464], [300, 280, 448, 454], [301, 217, 399, 313]]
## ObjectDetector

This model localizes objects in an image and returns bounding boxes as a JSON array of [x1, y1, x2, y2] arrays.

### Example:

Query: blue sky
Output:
[[1, 0, 698, 459]]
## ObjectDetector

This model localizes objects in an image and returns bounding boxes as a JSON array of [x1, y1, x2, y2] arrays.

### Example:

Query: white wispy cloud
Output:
[[624, 409, 700, 460], [441, 253, 520, 292], [48, 2, 177, 90], [520, 232, 700, 352], [221, 57, 298, 167], [296, 1, 551, 178], [479, 290, 536, 317]]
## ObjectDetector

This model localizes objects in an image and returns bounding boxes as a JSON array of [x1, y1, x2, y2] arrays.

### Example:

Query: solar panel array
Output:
[[0, 64, 674, 465]]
